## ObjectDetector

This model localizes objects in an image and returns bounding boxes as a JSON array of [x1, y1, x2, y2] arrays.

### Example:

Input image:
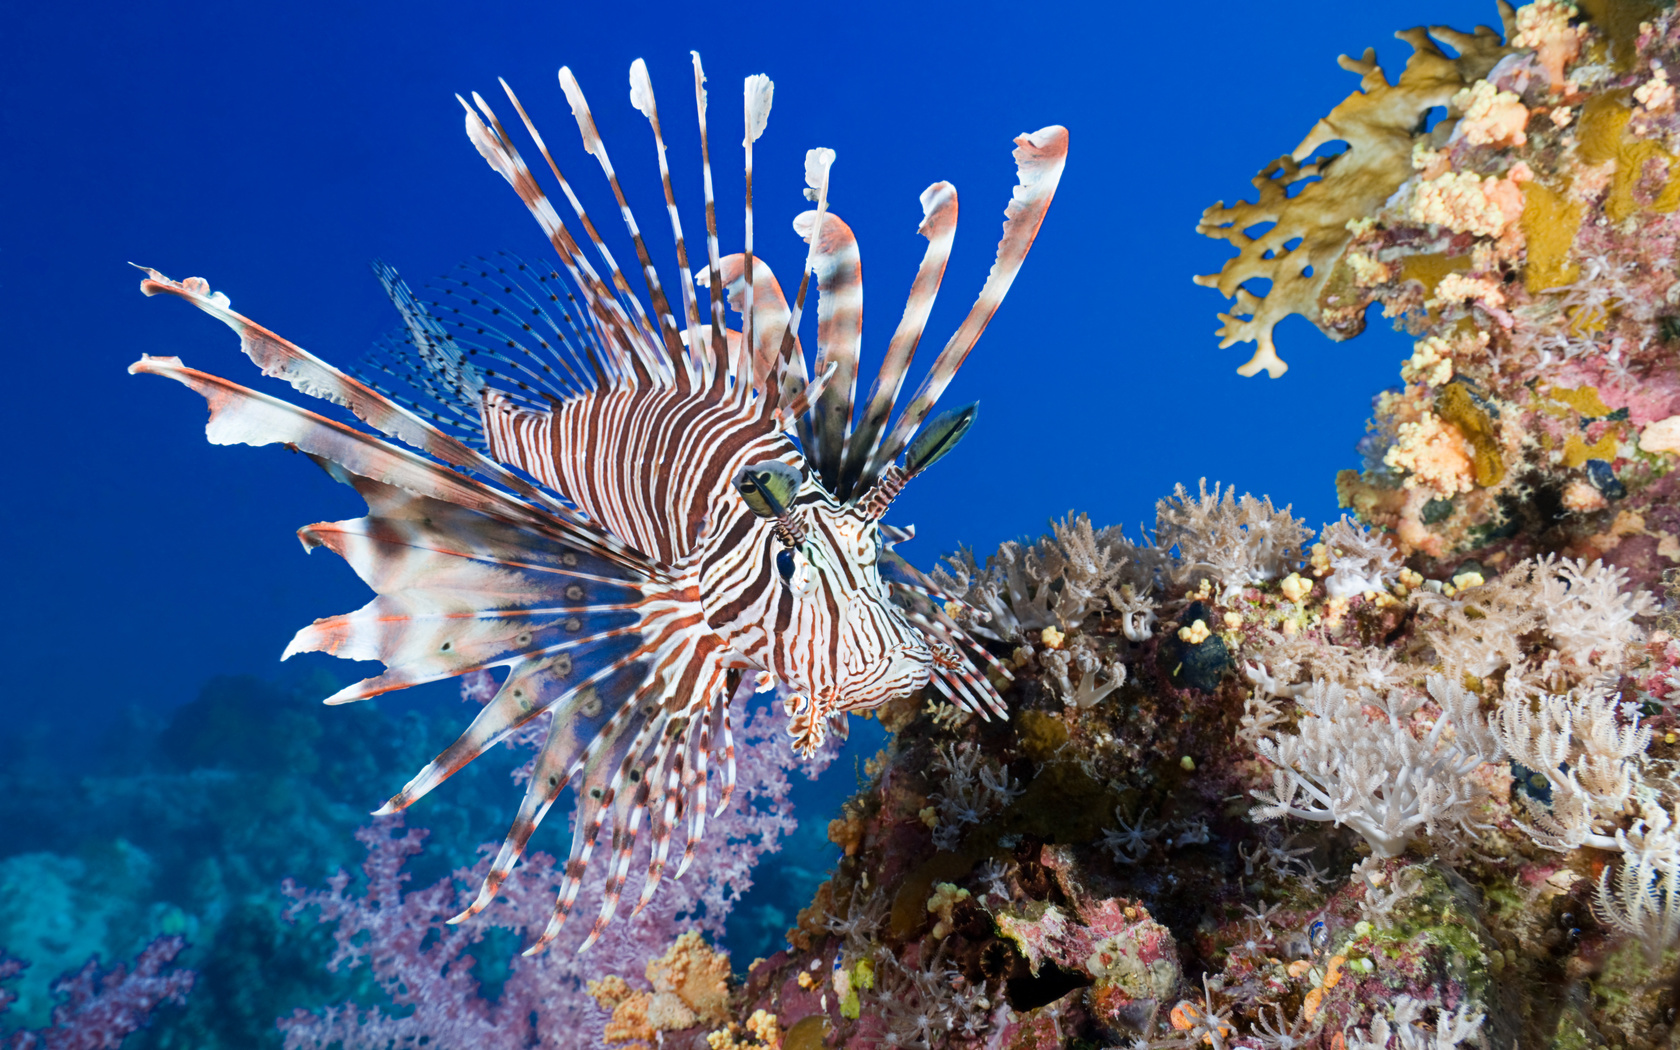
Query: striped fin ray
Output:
[[459, 92, 650, 387], [282, 462, 651, 704], [557, 67, 690, 387], [529, 639, 731, 954], [838, 181, 959, 500], [448, 651, 661, 929], [791, 205, 863, 492], [580, 619, 730, 948], [136, 270, 603, 531], [709, 253, 808, 406], [881, 554, 1012, 719], [441, 607, 729, 952], [629, 59, 708, 386], [491, 81, 669, 379], [741, 74, 774, 395], [126, 354, 629, 567], [862, 125, 1068, 484], [673, 687, 723, 879], [689, 54, 733, 393]]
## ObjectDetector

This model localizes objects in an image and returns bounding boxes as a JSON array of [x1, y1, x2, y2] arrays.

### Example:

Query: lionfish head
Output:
[[730, 455, 937, 754]]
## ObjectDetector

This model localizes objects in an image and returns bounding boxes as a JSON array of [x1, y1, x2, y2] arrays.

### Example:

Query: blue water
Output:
[[1, 0, 1496, 1043]]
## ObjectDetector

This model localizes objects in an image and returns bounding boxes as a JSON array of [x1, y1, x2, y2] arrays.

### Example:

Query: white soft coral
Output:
[[1251, 675, 1502, 858], [1495, 684, 1650, 851], [1158, 480, 1312, 601], [1315, 516, 1404, 600], [1419, 554, 1653, 687]]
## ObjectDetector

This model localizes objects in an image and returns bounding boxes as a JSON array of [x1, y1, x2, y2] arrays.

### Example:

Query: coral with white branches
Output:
[[1251, 675, 1502, 858]]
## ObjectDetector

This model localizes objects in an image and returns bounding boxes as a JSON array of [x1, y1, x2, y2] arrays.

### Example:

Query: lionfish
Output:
[[132, 56, 1065, 953]]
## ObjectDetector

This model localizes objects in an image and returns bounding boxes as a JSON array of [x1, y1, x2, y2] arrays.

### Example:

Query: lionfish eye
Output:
[[775, 548, 796, 582], [732, 461, 802, 518]]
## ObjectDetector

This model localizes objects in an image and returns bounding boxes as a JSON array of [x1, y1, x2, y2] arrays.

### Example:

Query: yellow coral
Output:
[[1430, 272, 1506, 311], [1635, 62, 1675, 112], [647, 931, 731, 1028], [1401, 330, 1486, 387], [1385, 411, 1476, 495], [1345, 249, 1394, 287], [1454, 79, 1530, 146], [1279, 573, 1313, 603], [1403, 337, 1455, 387], [1177, 619, 1212, 644], [926, 882, 971, 939], [603, 991, 656, 1046], [1196, 22, 1511, 377], [1410, 167, 1528, 238], [746, 1010, 782, 1048], [1040, 625, 1065, 649]]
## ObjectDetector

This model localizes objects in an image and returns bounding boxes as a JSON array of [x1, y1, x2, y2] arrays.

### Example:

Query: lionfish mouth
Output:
[[839, 641, 933, 710]]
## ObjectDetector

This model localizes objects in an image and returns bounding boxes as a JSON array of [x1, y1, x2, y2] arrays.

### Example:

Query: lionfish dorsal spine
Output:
[[628, 58, 709, 386], [860, 125, 1067, 485], [839, 180, 959, 499]]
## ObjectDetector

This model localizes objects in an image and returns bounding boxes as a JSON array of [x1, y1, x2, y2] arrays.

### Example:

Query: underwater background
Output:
[[7, 0, 1646, 1047]]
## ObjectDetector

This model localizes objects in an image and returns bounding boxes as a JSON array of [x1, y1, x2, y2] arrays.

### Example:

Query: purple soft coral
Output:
[[1, 936, 196, 1050], [278, 684, 827, 1049]]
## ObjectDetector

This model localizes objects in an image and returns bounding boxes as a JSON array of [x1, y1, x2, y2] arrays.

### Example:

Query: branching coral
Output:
[[1595, 803, 1680, 963], [1157, 480, 1312, 601], [932, 512, 1160, 643], [1343, 996, 1486, 1050], [925, 743, 1022, 851], [1312, 516, 1405, 600], [859, 945, 992, 1049], [1250, 675, 1502, 857], [1195, 16, 1512, 376], [0, 936, 196, 1050], [278, 701, 814, 1049], [1418, 554, 1654, 687], [1496, 684, 1651, 851], [1041, 638, 1128, 709]]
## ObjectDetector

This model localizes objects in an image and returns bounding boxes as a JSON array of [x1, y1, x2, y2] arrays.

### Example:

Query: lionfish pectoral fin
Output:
[[454, 649, 657, 932], [376, 653, 591, 814], [135, 271, 586, 523]]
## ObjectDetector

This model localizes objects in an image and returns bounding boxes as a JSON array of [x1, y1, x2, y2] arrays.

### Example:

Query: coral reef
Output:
[[274, 685, 831, 1049], [1198, 0, 1680, 581], [723, 470, 1676, 1047]]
